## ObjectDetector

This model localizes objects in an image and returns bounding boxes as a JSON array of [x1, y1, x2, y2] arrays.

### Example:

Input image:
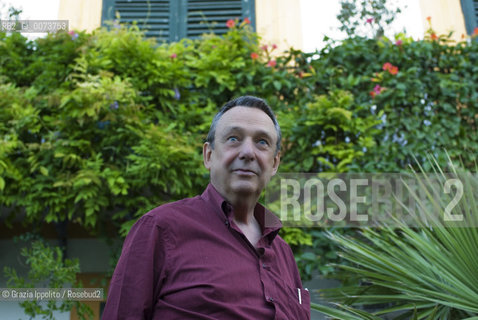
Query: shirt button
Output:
[[267, 296, 274, 302], [262, 263, 269, 269]]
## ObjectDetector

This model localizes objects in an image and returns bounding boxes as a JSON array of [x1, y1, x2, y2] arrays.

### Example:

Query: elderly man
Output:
[[103, 96, 310, 319]]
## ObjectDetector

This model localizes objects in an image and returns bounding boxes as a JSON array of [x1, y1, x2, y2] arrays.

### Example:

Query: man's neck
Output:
[[233, 214, 262, 248], [210, 185, 264, 247], [209, 182, 259, 224], [228, 195, 257, 224]]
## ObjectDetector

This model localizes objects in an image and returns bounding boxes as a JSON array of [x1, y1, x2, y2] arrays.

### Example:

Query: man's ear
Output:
[[203, 142, 212, 170], [271, 151, 281, 176]]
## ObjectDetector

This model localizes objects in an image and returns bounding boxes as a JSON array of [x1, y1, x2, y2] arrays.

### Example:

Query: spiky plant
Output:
[[312, 159, 478, 319]]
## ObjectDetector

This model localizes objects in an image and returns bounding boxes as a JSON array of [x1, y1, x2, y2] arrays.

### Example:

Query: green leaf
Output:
[[39, 166, 48, 176], [273, 80, 282, 90]]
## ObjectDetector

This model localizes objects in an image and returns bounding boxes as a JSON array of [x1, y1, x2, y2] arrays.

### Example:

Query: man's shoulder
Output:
[[143, 195, 204, 222], [272, 234, 290, 248], [271, 234, 297, 260]]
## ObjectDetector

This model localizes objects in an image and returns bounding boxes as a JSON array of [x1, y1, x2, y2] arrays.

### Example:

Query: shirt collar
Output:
[[201, 183, 282, 242]]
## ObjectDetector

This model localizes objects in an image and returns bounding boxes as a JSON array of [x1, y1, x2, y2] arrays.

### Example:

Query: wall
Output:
[[58, 0, 102, 33], [255, 0, 303, 52], [418, 0, 468, 41]]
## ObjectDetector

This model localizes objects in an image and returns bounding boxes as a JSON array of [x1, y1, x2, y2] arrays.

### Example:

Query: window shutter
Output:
[[460, 0, 478, 35], [185, 0, 254, 39], [101, 0, 255, 41], [102, 0, 172, 42]]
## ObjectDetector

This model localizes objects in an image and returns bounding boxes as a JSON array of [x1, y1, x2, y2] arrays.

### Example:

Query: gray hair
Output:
[[205, 96, 281, 155]]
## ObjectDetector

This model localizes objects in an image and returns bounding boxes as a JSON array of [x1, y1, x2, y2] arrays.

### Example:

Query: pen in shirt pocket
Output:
[[297, 288, 309, 304]]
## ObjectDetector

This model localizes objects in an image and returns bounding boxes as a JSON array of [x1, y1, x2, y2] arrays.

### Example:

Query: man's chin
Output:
[[230, 181, 260, 195]]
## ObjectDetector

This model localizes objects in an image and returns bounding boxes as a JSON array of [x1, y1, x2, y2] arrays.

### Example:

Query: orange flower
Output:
[[381, 62, 398, 75], [389, 66, 398, 75], [370, 91, 376, 98], [473, 27, 478, 36], [431, 33, 438, 40], [226, 19, 235, 28], [267, 60, 277, 68], [250, 52, 259, 60], [426, 16, 431, 22], [243, 17, 251, 24]]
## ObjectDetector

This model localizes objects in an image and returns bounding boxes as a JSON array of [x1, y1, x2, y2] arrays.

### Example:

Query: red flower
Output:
[[389, 66, 398, 75], [272, 44, 277, 50], [250, 52, 259, 60], [382, 62, 393, 71], [370, 91, 376, 98], [382, 62, 399, 75], [243, 17, 251, 24], [226, 19, 235, 28], [261, 45, 268, 51], [170, 53, 177, 59], [267, 60, 277, 67], [431, 33, 438, 40], [366, 18, 374, 24], [473, 27, 478, 36], [395, 39, 403, 46]]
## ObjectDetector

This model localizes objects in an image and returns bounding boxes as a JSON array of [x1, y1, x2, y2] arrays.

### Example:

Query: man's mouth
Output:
[[233, 169, 257, 175]]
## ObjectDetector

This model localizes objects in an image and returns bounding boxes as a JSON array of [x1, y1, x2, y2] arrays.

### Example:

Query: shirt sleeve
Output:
[[102, 215, 167, 320]]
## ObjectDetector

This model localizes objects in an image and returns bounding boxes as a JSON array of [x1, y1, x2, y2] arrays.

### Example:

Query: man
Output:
[[103, 96, 310, 319]]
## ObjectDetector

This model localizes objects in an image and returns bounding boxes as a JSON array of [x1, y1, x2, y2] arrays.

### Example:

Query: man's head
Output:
[[205, 96, 281, 155], [203, 96, 281, 202]]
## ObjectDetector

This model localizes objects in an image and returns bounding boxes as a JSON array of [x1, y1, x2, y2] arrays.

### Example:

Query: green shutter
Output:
[[461, 0, 478, 35], [101, 0, 255, 41], [186, 0, 254, 39], [102, 0, 172, 41]]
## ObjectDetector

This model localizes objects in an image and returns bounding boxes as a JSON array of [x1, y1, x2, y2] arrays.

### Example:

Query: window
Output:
[[101, 0, 255, 42], [460, 0, 478, 35]]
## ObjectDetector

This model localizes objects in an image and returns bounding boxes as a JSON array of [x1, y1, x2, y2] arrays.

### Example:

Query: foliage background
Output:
[[1, 13, 477, 311]]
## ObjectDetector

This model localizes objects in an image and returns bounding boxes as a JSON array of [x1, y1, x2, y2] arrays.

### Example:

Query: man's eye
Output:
[[258, 139, 269, 146], [227, 136, 238, 142]]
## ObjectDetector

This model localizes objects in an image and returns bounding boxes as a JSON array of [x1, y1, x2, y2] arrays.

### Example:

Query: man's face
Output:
[[203, 106, 280, 201]]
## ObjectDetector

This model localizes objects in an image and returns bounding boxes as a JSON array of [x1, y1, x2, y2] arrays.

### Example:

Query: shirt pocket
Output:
[[281, 280, 311, 320]]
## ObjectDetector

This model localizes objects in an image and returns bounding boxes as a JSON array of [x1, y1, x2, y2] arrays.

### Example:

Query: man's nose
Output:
[[238, 138, 255, 161]]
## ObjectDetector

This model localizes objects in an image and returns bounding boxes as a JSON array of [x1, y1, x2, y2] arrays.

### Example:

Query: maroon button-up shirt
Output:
[[103, 184, 310, 319]]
